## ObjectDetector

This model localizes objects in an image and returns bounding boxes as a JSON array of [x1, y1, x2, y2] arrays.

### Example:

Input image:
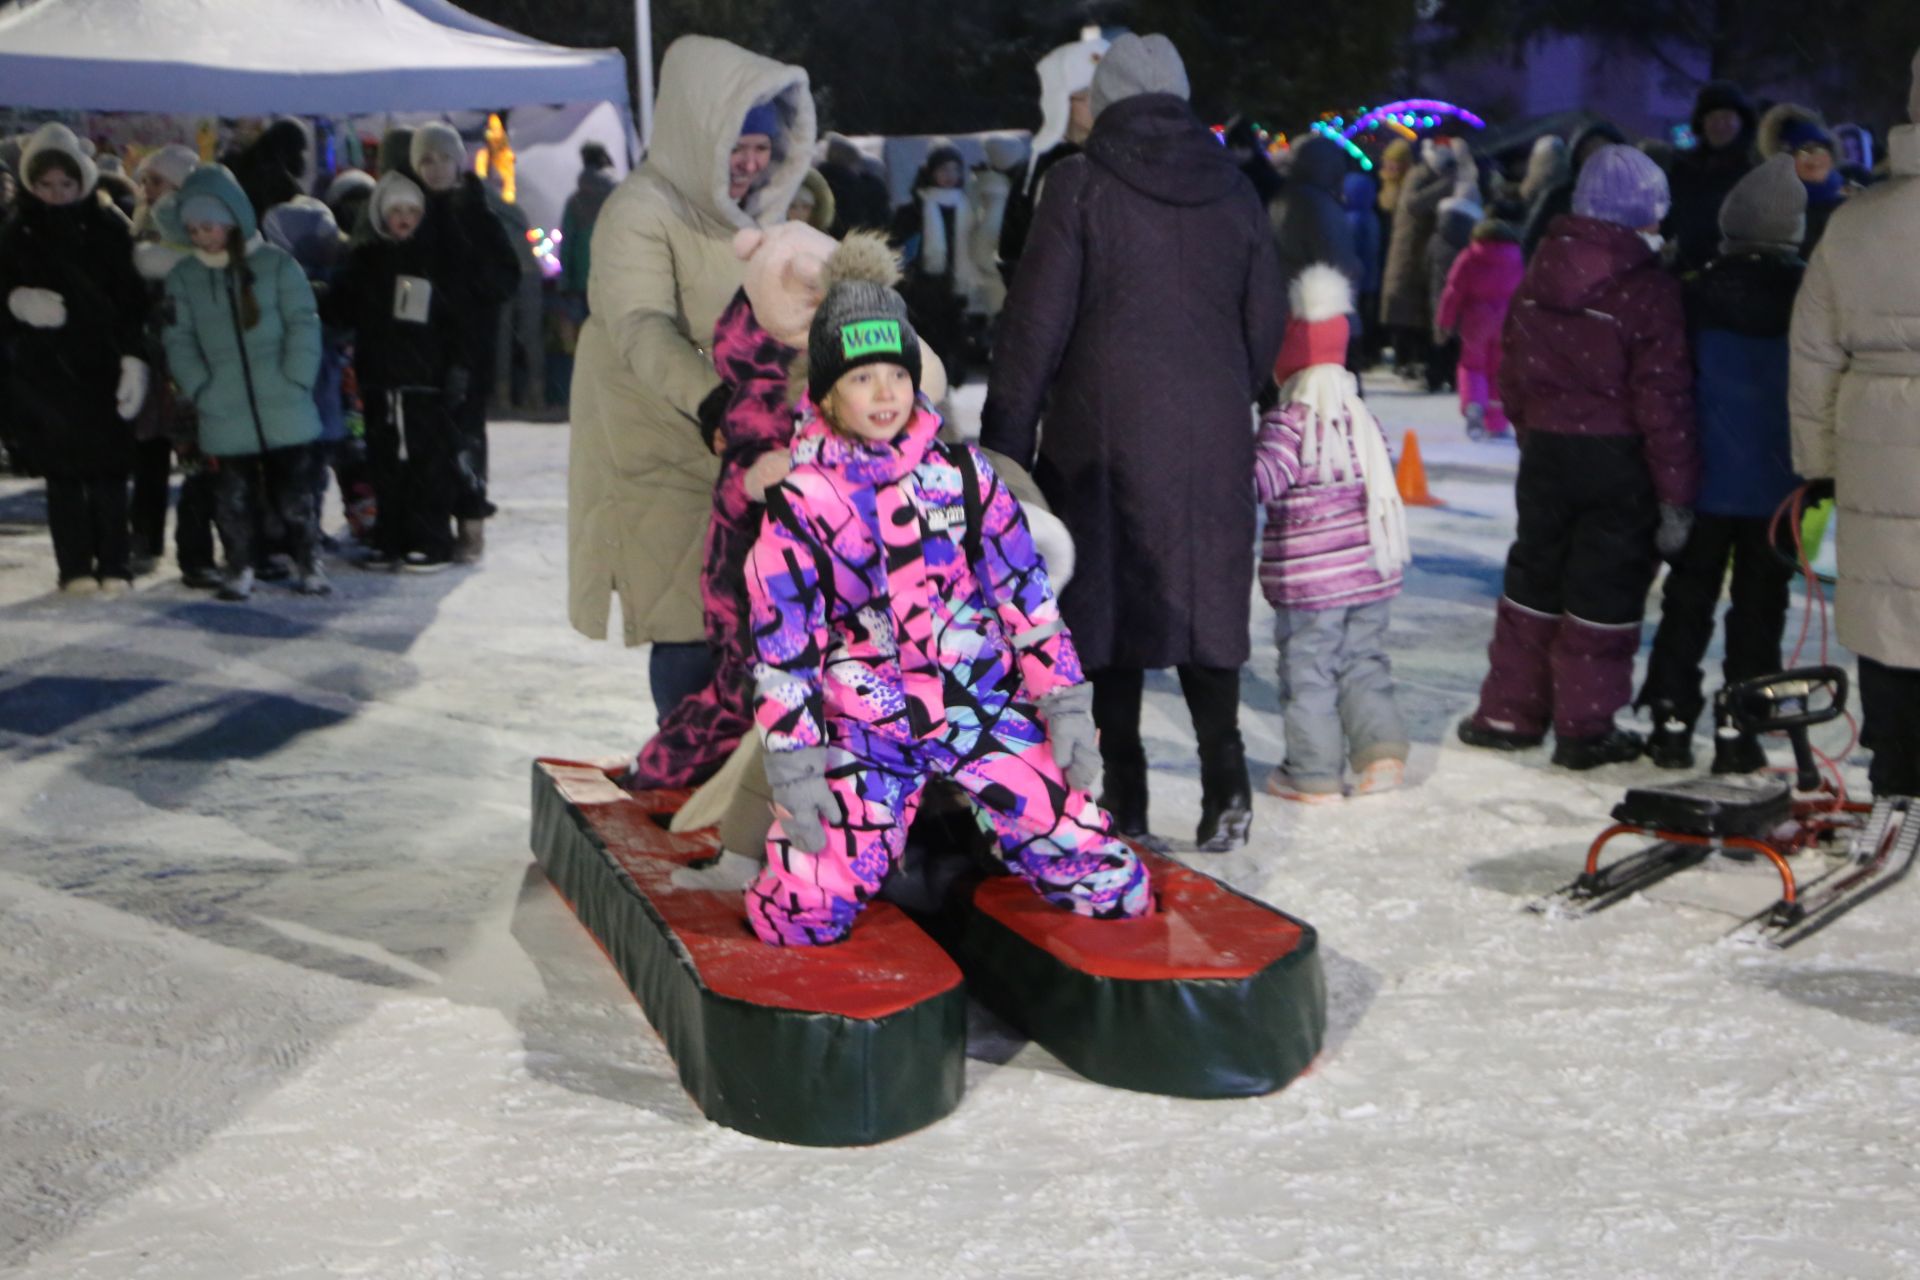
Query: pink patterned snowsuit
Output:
[[1436, 239, 1526, 437], [743, 399, 1152, 946], [627, 291, 796, 788]]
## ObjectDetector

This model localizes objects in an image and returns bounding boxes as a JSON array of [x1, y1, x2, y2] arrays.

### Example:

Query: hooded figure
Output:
[[1788, 47, 1920, 798], [0, 123, 149, 587], [998, 34, 1109, 280], [225, 118, 311, 220], [1273, 134, 1361, 297], [558, 143, 618, 298], [568, 36, 816, 678], [816, 133, 891, 236], [1758, 104, 1848, 257], [1380, 136, 1458, 334], [1663, 81, 1758, 272], [160, 164, 327, 598], [982, 32, 1287, 853], [1459, 145, 1696, 769], [1522, 120, 1627, 259]]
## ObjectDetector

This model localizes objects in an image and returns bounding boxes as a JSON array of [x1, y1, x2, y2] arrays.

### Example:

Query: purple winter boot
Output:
[[1458, 597, 1559, 749], [1549, 615, 1645, 769]]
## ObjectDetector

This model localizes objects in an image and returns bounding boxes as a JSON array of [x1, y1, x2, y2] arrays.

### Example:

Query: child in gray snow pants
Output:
[[1255, 265, 1414, 801]]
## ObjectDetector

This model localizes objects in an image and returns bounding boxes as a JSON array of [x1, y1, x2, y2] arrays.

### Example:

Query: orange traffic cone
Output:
[[1396, 430, 1443, 507]]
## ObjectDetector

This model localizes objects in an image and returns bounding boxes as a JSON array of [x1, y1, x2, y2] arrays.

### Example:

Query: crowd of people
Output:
[[0, 115, 526, 600], [4, 31, 1917, 941]]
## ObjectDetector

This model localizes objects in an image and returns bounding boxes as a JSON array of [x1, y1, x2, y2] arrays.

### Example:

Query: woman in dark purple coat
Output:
[[982, 33, 1288, 852]]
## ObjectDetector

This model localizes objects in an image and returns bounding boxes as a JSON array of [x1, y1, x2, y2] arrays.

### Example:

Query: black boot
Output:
[[1457, 719, 1545, 751], [1195, 734, 1253, 852], [1710, 689, 1768, 774], [1099, 749, 1168, 853], [1643, 700, 1697, 770], [1552, 728, 1646, 771]]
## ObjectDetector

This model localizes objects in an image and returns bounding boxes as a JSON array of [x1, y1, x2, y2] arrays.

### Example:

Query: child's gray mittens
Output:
[[764, 746, 837, 855], [1039, 683, 1102, 792]]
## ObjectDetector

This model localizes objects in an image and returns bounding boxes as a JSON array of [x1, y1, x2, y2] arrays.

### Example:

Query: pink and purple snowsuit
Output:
[[1435, 238, 1525, 437], [743, 401, 1152, 946], [627, 291, 796, 788]]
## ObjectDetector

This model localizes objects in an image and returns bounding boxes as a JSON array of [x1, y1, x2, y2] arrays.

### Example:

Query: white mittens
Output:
[[8, 286, 67, 329], [117, 356, 150, 421]]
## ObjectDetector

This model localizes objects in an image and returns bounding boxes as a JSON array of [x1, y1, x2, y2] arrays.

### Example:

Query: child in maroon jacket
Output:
[[1435, 219, 1525, 440], [1458, 146, 1699, 770]]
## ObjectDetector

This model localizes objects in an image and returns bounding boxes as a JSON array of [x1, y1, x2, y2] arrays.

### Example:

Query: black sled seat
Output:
[[529, 760, 966, 1146], [938, 848, 1327, 1098], [1611, 776, 1793, 839]]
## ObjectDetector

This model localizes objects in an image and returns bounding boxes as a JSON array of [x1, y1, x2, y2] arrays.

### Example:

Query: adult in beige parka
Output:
[[1788, 45, 1920, 799], [568, 36, 815, 712]]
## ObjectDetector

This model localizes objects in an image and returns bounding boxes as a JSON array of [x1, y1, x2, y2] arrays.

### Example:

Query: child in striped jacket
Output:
[[1254, 265, 1413, 801]]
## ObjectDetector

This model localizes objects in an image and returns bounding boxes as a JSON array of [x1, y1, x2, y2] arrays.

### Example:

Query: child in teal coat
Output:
[[161, 165, 327, 600]]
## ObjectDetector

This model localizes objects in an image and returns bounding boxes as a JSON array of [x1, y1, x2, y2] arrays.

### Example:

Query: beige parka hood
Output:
[[646, 35, 817, 231]]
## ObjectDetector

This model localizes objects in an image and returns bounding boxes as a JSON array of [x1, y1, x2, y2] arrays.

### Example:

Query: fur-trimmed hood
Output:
[[1757, 102, 1832, 160], [643, 35, 816, 232], [20, 123, 97, 198]]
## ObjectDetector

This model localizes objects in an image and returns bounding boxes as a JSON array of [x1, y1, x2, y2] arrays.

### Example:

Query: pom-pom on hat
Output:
[[1572, 144, 1671, 229], [1273, 265, 1353, 384], [806, 280, 922, 405]]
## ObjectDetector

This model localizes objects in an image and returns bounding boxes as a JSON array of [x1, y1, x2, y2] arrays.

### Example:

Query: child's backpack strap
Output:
[[949, 441, 986, 570]]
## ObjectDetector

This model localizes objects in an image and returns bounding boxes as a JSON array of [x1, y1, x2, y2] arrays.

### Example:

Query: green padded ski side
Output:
[[945, 850, 1326, 1098], [529, 760, 967, 1146]]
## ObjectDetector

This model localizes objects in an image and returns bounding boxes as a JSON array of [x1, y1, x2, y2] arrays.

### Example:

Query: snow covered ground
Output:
[[2, 381, 1915, 1280]]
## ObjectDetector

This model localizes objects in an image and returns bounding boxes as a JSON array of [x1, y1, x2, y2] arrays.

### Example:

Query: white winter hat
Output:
[[372, 170, 426, 238], [21, 123, 97, 196], [410, 122, 467, 177], [135, 144, 200, 193], [1029, 35, 1108, 165]]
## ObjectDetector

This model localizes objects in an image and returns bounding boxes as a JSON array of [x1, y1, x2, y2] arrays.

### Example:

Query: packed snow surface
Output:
[[2, 382, 1915, 1279]]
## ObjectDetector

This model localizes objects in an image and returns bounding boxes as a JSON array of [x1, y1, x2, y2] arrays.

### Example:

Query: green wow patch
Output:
[[841, 320, 903, 359]]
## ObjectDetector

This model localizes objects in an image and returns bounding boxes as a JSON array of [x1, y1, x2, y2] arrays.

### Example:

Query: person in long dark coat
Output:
[[982, 33, 1288, 853]]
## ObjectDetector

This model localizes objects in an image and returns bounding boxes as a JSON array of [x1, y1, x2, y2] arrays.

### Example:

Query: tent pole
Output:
[[635, 0, 654, 153]]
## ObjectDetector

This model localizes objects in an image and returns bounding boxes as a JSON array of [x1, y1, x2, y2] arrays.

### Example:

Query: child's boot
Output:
[[1710, 688, 1768, 774], [1351, 757, 1405, 796], [1644, 699, 1697, 770], [1099, 750, 1168, 853], [1464, 402, 1487, 441], [454, 517, 486, 565]]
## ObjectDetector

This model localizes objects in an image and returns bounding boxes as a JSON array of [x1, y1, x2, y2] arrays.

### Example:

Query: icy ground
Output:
[[2, 381, 1916, 1280]]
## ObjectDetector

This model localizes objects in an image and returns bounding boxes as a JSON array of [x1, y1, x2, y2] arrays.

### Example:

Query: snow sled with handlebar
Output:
[[528, 758, 1326, 1145], [1530, 668, 1916, 947]]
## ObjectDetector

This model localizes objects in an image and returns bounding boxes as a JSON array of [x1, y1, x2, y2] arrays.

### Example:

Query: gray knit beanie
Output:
[[1090, 33, 1189, 120], [806, 281, 922, 404], [1718, 154, 1807, 254]]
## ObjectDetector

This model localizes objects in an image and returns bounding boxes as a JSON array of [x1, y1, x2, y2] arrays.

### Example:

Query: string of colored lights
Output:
[[1338, 99, 1487, 139], [1309, 121, 1375, 171]]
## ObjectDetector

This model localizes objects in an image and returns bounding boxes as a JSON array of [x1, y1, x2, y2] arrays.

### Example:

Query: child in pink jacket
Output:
[[1435, 219, 1525, 439], [742, 279, 1151, 946]]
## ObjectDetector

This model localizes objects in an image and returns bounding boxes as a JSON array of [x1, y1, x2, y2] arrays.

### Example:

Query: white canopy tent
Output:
[[0, 0, 630, 116]]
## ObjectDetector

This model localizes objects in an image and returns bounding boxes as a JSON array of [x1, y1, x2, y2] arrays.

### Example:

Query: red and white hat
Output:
[[1273, 264, 1353, 384]]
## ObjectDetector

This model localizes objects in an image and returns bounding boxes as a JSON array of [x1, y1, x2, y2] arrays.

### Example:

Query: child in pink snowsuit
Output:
[[1435, 219, 1525, 439], [743, 281, 1151, 946]]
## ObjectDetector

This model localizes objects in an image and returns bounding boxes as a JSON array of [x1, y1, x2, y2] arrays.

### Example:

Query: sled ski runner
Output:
[[1530, 668, 1910, 947], [1727, 796, 1916, 948]]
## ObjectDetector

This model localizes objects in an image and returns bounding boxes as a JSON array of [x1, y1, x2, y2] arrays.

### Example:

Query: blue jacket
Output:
[[1685, 251, 1804, 518], [160, 166, 323, 458]]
